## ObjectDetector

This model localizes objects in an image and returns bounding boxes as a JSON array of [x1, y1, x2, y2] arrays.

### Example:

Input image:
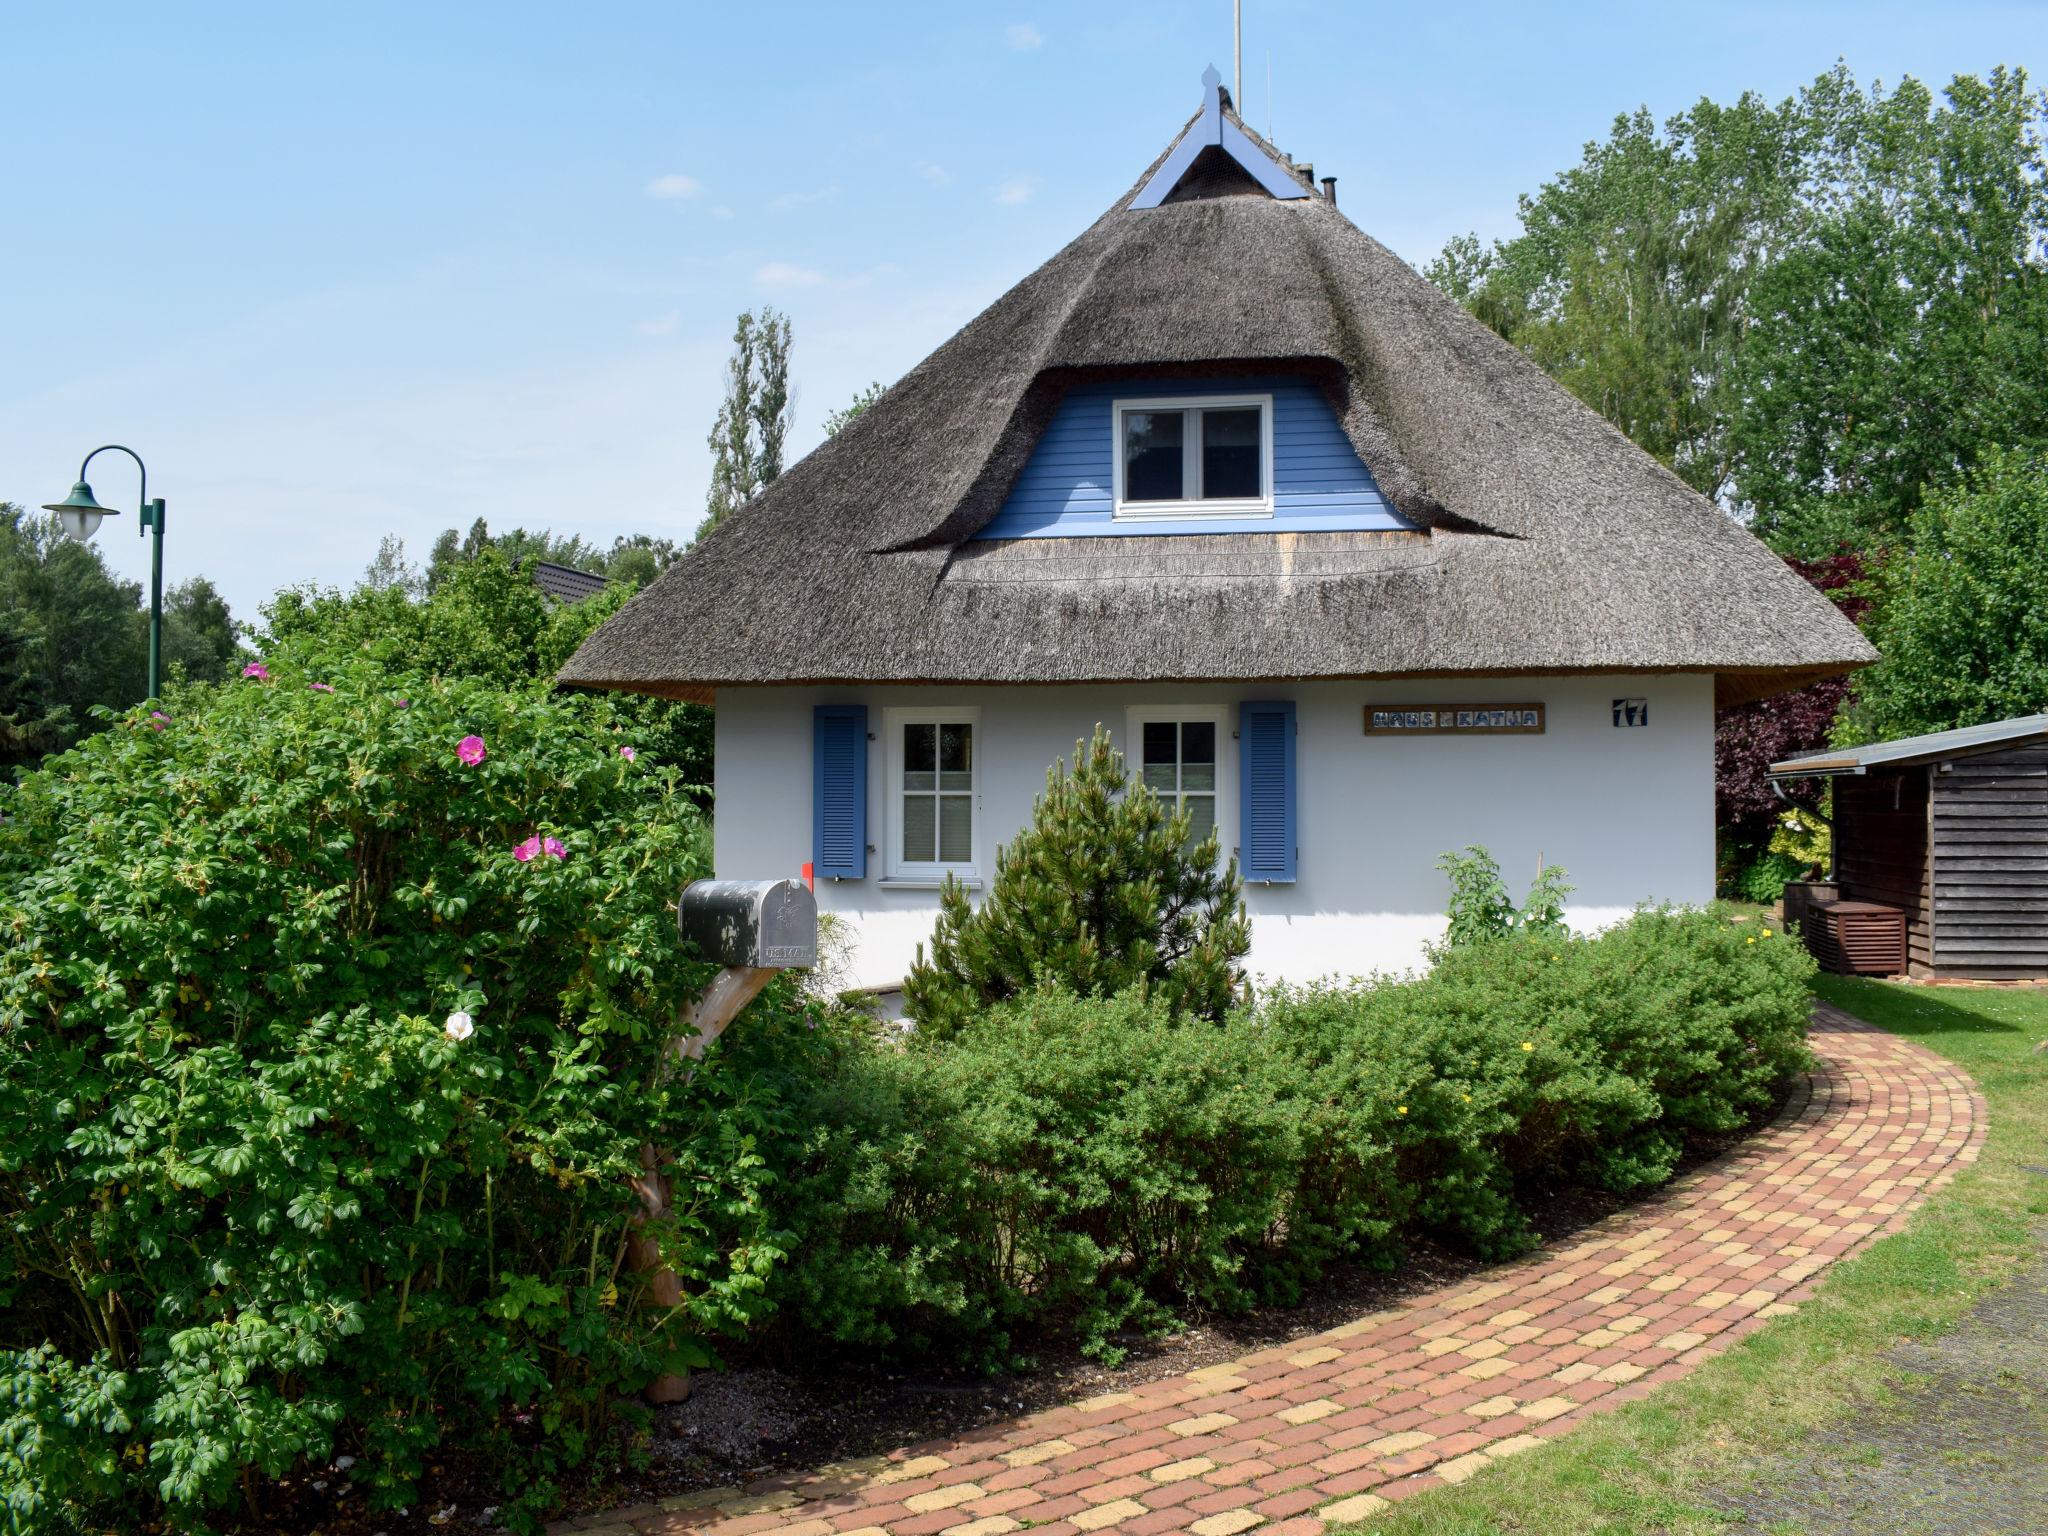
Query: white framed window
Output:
[[1125, 705, 1231, 858], [1112, 393, 1274, 520], [884, 706, 980, 880]]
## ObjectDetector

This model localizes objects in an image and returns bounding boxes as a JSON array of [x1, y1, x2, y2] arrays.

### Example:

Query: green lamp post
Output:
[[44, 445, 169, 700]]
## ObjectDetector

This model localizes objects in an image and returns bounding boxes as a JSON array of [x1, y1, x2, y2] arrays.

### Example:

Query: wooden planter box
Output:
[[1803, 899, 1908, 976], [1781, 880, 1839, 937]]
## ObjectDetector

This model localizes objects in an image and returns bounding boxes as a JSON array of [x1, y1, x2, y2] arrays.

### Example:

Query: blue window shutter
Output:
[[1239, 700, 1297, 883], [813, 705, 867, 879]]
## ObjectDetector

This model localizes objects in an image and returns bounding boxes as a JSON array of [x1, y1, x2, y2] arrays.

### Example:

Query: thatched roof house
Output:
[[562, 74, 1868, 709], [565, 69, 1872, 996]]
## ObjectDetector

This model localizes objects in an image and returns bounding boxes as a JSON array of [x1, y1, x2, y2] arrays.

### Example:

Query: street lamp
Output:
[[43, 445, 169, 700]]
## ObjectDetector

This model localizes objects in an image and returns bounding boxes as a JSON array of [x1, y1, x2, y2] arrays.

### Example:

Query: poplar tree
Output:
[[698, 308, 794, 539], [904, 726, 1250, 1037]]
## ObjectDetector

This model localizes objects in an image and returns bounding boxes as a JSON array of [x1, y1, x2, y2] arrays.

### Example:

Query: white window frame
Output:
[[883, 705, 982, 882], [1124, 705, 1234, 863], [1111, 393, 1275, 520]]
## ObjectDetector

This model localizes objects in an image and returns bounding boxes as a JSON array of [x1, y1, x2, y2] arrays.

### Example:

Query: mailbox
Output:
[[677, 879, 818, 969]]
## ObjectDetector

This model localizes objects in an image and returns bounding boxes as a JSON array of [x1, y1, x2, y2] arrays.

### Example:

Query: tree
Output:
[[424, 518, 608, 592], [1732, 67, 2048, 551], [824, 381, 885, 438], [1714, 550, 1870, 847], [698, 308, 794, 539], [602, 533, 684, 590], [362, 533, 422, 595], [903, 727, 1249, 1037], [0, 504, 149, 774], [1842, 451, 2048, 743], [160, 576, 241, 684]]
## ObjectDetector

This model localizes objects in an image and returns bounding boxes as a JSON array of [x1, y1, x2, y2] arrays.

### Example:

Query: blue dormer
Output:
[[974, 375, 1417, 540]]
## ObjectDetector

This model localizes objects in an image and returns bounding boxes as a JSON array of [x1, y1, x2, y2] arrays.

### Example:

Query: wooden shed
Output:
[[1771, 715, 2048, 979]]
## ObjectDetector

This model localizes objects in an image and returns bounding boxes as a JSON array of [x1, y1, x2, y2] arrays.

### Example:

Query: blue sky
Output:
[[5, 1, 2043, 622]]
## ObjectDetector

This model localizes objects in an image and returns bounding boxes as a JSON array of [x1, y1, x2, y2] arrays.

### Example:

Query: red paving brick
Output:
[[553, 1006, 1981, 1534]]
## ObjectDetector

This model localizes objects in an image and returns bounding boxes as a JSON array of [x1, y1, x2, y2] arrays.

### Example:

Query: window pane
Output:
[[939, 794, 973, 862], [1124, 410, 1185, 502], [1141, 721, 1177, 791], [1201, 408, 1261, 499], [939, 722, 973, 775], [903, 769, 936, 792], [903, 796, 936, 862], [1184, 793, 1217, 848], [904, 722, 936, 773], [1182, 721, 1216, 767]]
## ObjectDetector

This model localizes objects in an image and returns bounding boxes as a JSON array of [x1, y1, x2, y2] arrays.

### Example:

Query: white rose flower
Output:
[[444, 1011, 475, 1042]]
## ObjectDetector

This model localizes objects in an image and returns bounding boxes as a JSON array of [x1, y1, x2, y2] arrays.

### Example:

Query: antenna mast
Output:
[[1233, 0, 1242, 106]]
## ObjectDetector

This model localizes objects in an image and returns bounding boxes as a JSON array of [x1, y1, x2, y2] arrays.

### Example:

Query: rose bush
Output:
[[0, 659, 831, 1531]]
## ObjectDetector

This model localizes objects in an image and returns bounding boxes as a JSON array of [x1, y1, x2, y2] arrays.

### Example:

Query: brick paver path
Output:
[[559, 1005, 1982, 1536]]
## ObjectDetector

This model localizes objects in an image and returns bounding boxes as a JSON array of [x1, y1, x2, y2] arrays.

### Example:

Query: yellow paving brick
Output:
[[1368, 1429, 1435, 1454], [1759, 1301, 1799, 1318], [1419, 1335, 1469, 1357], [1551, 1362, 1599, 1384], [999, 1438, 1075, 1466], [1190, 1513, 1267, 1536], [1699, 1290, 1740, 1309], [1458, 1338, 1508, 1360], [1073, 1498, 1149, 1529], [1488, 1309, 1533, 1328], [1075, 1390, 1140, 1412], [1469, 1395, 1519, 1418], [1436, 1451, 1493, 1484], [1661, 1330, 1708, 1352], [813, 1455, 891, 1479], [1287, 1345, 1345, 1367], [942, 1519, 1022, 1536], [1578, 1328, 1622, 1347], [1458, 1357, 1515, 1380], [1587, 1285, 1629, 1304], [1277, 1399, 1342, 1425], [1609, 1316, 1650, 1334], [905, 1483, 986, 1513], [1646, 1273, 1686, 1292], [1319, 1493, 1391, 1521], [1151, 1456, 1218, 1482], [773, 1523, 838, 1536], [875, 1454, 953, 1484], [1325, 1309, 1400, 1339], [1519, 1396, 1576, 1422], [1486, 1433, 1546, 1459], [1739, 1289, 1776, 1308], [657, 1486, 743, 1512], [1187, 1363, 1247, 1383], [1596, 1362, 1648, 1383], [1169, 1413, 1238, 1437]]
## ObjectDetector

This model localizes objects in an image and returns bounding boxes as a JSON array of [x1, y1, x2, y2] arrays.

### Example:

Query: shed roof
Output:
[[561, 77, 1873, 708], [1770, 714, 2048, 779]]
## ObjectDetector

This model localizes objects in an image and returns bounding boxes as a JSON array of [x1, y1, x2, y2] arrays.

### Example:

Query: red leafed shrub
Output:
[[1715, 551, 1872, 843]]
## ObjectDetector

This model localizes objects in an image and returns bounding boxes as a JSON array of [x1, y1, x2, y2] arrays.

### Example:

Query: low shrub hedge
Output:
[[774, 906, 1813, 1364]]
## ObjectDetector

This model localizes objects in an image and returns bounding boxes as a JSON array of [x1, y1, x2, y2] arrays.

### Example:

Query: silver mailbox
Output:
[[677, 879, 818, 968]]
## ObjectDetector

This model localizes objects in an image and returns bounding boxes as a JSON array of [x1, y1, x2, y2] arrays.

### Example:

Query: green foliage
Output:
[[0, 505, 150, 774], [903, 727, 1249, 1038], [1843, 450, 2048, 743], [421, 521, 681, 596], [261, 549, 711, 790], [783, 906, 1813, 1365], [1437, 846, 1575, 948], [160, 577, 242, 686], [1434, 64, 2048, 552], [0, 661, 825, 1529], [699, 308, 794, 539], [823, 382, 886, 438], [1734, 848, 1809, 905]]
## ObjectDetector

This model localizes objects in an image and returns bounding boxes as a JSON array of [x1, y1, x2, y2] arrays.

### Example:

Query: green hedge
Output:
[[0, 663, 832, 1532], [774, 907, 1814, 1364]]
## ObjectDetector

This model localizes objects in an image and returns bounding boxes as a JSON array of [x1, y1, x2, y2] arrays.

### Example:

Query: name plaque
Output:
[[1365, 703, 1545, 736]]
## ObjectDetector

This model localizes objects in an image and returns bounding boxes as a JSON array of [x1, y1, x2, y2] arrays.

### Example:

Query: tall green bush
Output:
[[0, 660, 822, 1530], [903, 727, 1249, 1036]]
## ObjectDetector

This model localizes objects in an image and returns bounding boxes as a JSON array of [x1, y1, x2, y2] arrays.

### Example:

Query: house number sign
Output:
[[1364, 703, 1545, 736]]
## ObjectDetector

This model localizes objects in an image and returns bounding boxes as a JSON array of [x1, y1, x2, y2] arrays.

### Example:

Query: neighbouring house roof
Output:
[[561, 75, 1874, 709], [532, 560, 609, 605], [1770, 714, 2048, 779]]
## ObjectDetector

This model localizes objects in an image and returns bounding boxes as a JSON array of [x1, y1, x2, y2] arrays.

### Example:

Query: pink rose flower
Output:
[[513, 835, 541, 863], [618, 745, 637, 762], [309, 682, 334, 693], [542, 836, 567, 859], [241, 663, 269, 681], [457, 735, 487, 767], [148, 711, 169, 731]]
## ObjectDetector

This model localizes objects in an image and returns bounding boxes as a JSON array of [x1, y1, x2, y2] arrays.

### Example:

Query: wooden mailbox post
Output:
[[631, 878, 817, 1402]]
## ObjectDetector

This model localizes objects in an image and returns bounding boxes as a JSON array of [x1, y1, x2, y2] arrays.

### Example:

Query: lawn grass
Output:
[[1335, 976, 2048, 1536]]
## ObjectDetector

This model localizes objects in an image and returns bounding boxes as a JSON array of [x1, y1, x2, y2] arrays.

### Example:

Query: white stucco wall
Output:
[[713, 675, 1715, 992]]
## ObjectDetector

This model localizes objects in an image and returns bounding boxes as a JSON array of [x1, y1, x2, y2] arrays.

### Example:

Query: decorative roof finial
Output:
[[1201, 63, 1222, 95]]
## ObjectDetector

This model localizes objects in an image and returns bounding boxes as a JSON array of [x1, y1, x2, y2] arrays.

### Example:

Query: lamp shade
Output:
[[42, 480, 116, 543]]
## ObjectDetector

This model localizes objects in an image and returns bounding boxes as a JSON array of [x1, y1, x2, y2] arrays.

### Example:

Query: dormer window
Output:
[[1112, 393, 1274, 519]]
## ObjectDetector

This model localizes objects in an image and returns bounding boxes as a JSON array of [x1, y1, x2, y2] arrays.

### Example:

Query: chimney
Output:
[[1321, 176, 1338, 206], [1297, 161, 1313, 189]]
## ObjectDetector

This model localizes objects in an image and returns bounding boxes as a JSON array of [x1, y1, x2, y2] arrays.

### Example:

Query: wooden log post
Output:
[[628, 880, 816, 1405]]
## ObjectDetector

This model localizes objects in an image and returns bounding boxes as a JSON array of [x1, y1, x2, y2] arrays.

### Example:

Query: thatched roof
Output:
[[562, 86, 1873, 710]]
